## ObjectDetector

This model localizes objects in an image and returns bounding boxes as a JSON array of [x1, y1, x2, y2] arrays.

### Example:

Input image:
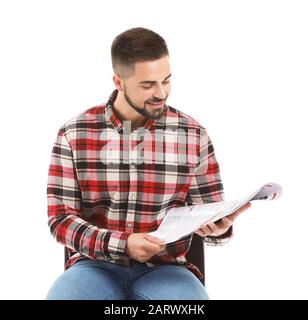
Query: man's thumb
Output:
[[144, 234, 165, 245]]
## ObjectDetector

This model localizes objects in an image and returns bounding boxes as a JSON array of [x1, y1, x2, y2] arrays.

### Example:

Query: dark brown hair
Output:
[[111, 27, 169, 79]]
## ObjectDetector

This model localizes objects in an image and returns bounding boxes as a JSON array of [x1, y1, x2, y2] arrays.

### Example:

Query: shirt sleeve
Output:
[[185, 127, 233, 246], [47, 127, 130, 261]]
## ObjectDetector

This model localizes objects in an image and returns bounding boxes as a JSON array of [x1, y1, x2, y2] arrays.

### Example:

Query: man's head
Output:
[[111, 27, 171, 120]]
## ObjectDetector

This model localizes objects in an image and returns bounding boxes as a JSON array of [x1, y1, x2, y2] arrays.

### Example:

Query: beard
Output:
[[124, 88, 167, 120]]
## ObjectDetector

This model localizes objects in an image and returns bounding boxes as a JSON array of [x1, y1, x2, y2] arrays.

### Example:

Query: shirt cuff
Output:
[[203, 225, 233, 246], [105, 231, 131, 259]]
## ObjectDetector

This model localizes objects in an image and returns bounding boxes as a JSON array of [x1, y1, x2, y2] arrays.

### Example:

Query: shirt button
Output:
[[129, 193, 136, 200], [130, 163, 136, 169], [127, 223, 133, 228]]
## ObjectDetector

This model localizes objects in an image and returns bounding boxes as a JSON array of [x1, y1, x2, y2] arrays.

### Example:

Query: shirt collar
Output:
[[105, 89, 166, 133]]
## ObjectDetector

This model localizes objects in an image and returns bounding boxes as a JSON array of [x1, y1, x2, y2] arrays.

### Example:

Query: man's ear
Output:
[[112, 74, 124, 91]]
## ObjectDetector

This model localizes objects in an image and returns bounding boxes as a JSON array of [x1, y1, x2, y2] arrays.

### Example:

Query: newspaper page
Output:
[[148, 182, 282, 244]]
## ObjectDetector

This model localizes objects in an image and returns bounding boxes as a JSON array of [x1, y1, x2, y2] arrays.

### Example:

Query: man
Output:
[[46, 27, 251, 300]]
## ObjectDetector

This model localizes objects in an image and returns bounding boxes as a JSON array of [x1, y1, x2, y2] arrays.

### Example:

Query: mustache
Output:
[[147, 96, 168, 104]]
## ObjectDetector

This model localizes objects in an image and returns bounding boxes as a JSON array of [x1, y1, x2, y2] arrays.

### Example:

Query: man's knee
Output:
[[46, 262, 126, 300], [129, 265, 209, 300]]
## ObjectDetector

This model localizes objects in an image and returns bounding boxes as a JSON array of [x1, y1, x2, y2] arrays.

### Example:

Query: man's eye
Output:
[[142, 81, 170, 89]]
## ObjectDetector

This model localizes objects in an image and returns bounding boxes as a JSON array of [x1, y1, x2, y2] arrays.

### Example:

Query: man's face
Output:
[[122, 55, 171, 120]]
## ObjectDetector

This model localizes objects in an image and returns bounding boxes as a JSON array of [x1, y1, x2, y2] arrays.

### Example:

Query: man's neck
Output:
[[113, 92, 147, 131]]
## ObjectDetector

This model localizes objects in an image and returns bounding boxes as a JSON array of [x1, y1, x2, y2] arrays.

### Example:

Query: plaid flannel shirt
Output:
[[47, 89, 232, 281]]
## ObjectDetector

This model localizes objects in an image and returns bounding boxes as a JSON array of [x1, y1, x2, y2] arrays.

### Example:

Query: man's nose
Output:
[[153, 84, 167, 100]]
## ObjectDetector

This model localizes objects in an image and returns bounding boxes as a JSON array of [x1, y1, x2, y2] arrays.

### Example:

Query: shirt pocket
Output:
[[159, 162, 195, 205]]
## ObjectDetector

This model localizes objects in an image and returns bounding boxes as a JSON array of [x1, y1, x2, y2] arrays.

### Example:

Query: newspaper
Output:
[[148, 182, 282, 244]]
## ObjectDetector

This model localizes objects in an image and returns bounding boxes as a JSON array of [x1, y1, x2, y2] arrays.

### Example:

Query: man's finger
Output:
[[194, 230, 203, 237], [221, 216, 232, 227], [143, 241, 165, 254], [207, 222, 220, 233], [227, 201, 251, 221], [144, 234, 165, 245], [198, 225, 213, 237]]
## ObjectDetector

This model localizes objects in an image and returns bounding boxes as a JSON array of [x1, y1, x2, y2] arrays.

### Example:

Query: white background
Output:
[[0, 0, 307, 299]]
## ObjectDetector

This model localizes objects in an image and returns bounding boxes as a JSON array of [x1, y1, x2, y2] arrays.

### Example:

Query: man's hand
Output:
[[194, 202, 252, 237], [125, 233, 166, 262]]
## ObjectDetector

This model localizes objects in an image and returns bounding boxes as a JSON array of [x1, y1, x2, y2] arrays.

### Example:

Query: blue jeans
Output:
[[46, 258, 209, 300]]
